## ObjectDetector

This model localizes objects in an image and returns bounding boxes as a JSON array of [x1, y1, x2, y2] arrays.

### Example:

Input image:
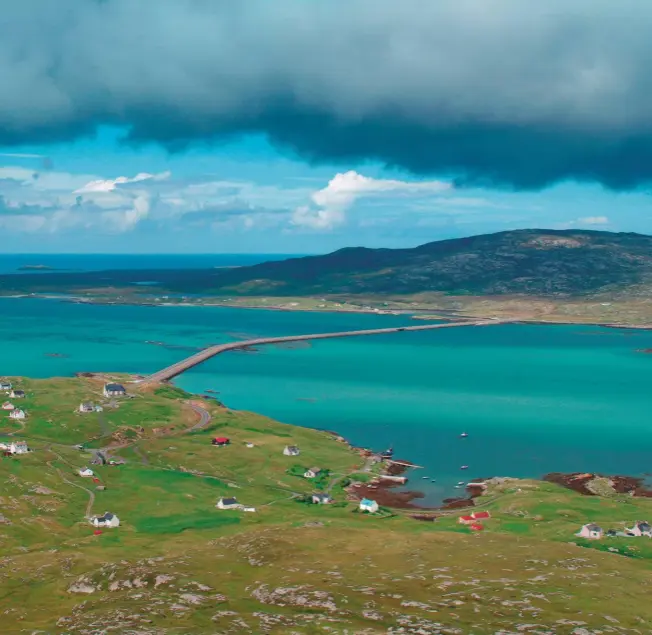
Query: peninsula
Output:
[[3, 229, 652, 324], [1, 373, 652, 632]]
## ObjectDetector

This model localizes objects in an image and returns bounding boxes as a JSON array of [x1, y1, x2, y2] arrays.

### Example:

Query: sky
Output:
[[1, 0, 652, 254]]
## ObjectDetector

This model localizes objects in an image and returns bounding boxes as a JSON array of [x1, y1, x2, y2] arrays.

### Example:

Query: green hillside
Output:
[[0, 375, 652, 632]]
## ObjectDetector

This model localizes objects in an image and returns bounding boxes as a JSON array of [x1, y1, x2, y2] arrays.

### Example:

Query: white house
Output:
[[359, 498, 379, 514], [79, 402, 95, 413], [627, 521, 652, 537], [304, 467, 322, 479], [9, 390, 25, 399], [216, 497, 240, 510], [78, 467, 94, 478], [283, 445, 300, 456], [103, 383, 126, 398], [91, 512, 120, 528], [576, 523, 603, 540], [9, 409, 25, 420], [0, 382, 12, 392], [9, 441, 28, 455], [2, 402, 14, 411], [312, 493, 332, 504]]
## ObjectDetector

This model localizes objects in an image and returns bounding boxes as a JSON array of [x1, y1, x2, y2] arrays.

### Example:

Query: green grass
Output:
[[134, 512, 241, 534], [5, 376, 652, 632]]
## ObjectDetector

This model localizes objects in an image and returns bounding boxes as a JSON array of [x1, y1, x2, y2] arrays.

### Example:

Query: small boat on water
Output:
[[422, 476, 429, 479], [460, 465, 469, 470], [460, 432, 468, 438], [454, 485, 463, 489], [457, 481, 465, 486], [430, 479, 436, 483]]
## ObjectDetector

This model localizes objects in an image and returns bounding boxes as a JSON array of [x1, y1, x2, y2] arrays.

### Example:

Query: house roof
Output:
[[472, 511, 491, 519], [97, 512, 115, 521], [637, 521, 652, 530], [459, 515, 474, 521], [214, 437, 230, 443], [12, 390, 24, 395], [105, 383, 125, 391], [221, 497, 238, 505], [585, 523, 602, 531], [313, 493, 330, 499], [285, 445, 299, 451], [81, 402, 93, 407], [470, 523, 484, 530], [308, 467, 321, 473], [360, 498, 376, 506]]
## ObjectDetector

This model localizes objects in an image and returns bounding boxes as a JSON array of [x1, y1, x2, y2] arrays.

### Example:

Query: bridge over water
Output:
[[143, 319, 511, 384]]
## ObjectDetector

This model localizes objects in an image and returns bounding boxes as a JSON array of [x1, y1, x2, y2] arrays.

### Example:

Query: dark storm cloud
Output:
[[2, 0, 652, 189]]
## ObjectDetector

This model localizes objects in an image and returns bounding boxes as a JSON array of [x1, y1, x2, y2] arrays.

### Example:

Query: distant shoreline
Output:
[[2, 291, 652, 330]]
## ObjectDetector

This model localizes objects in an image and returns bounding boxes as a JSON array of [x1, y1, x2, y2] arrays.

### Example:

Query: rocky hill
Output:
[[208, 229, 652, 297], [2, 229, 652, 299]]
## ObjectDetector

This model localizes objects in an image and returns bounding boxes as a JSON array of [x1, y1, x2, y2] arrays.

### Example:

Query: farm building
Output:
[[283, 445, 300, 456]]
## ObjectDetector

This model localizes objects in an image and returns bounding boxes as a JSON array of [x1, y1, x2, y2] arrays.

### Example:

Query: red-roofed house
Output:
[[212, 437, 230, 447], [470, 523, 484, 531], [472, 511, 491, 520], [458, 515, 474, 525]]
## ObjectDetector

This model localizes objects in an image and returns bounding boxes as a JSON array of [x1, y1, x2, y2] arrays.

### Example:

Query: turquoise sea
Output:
[[1, 297, 651, 504]]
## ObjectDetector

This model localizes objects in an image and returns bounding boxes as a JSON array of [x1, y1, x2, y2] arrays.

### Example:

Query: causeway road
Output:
[[143, 319, 511, 384]]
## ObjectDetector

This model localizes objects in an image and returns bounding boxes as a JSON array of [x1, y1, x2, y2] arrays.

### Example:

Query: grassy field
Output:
[[1, 375, 652, 633]]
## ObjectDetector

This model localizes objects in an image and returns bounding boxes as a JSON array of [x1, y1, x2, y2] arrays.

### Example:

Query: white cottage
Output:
[[0, 382, 12, 392], [2, 402, 14, 411], [79, 402, 95, 413], [216, 497, 240, 510], [627, 521, 652, 537], [312, 493, 332, 504], [103, 383, 126, 398], [9, 390, 25, 399], [9, 441, 28, 455], [91, 512, 120, 528], [78, 467, 94, 478], [304, 467, 322, 479], [576, 523, 603, 540], [283, 445, 300, 456], [9, 409, 25, 420], [359, 498, 379, 514]]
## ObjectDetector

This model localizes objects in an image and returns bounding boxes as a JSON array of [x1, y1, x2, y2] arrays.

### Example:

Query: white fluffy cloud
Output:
[[75, 171, 170, 193], [292, 170, 452, 229]]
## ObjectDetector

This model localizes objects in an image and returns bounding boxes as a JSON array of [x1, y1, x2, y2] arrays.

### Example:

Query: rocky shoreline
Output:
[[543, 471, 652, 497]]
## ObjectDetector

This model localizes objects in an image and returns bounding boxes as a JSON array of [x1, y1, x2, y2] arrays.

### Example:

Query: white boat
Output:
[[457, 481, 465, 486], [460, 465, 469, 470], [422, 476, 429, 479], [460, 432, 469, 438]]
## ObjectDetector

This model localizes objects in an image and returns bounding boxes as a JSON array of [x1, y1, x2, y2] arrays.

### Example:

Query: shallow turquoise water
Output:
[[1, 297, 651, 503]]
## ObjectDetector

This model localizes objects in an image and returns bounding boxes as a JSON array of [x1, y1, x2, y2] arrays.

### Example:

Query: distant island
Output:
[[3, 229, 652, 324], [18, 264, 57, 271]]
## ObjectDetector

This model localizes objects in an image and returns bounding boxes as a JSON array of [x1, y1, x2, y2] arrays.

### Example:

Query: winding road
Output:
[[143, 319, 511, 384], [188, 403, 212, 432]]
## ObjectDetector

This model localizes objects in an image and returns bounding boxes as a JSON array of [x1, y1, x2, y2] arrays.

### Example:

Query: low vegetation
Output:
[[1, 374, 652, 632]]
